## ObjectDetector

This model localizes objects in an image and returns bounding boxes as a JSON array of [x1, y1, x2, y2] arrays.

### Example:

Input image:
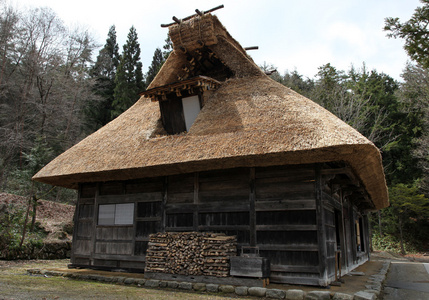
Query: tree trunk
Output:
[[19, 190, 33, 247], [30, 195, 38, 232], [378, 211, 383, 237], [398, 216, 406, 255]]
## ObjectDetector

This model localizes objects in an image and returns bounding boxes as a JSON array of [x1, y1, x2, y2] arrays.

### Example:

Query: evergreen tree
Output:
[[86, 25, 120, 131], [145, 48, 164, 87], [382, 184, 429, 254], [398, 63, 429, 191], [282, 70, 314, 98], [145, 35, 173, 87], [385, 0, 429, 68], [163, 35, 173, 59], [112, 26, 144, 119]]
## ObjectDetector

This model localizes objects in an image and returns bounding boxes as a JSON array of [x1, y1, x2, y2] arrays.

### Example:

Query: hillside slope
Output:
[[0, 193, 75, 241]]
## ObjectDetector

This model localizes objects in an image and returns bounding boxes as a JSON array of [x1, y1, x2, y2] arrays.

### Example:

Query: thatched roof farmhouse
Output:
[[33, 11, 388, 286]]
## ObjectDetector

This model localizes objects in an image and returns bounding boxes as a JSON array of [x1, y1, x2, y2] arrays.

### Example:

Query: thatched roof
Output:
[[32, 14, 388, 209]]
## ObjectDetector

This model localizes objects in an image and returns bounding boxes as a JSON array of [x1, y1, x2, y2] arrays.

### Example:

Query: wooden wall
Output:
[[320, 173, 371, 284], [71, 163, 371, 286]]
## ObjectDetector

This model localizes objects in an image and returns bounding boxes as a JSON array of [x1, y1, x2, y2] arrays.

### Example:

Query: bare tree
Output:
[[0, 4, 97, 199]]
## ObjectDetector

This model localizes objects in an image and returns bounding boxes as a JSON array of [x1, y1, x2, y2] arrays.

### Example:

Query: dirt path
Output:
[[0, 260, 244, 300]]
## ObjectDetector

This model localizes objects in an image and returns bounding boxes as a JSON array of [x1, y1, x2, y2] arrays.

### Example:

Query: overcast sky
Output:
[[12, 0, 422, 81]]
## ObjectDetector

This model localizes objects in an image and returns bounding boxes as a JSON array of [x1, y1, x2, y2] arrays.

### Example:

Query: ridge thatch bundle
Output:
[[169, 14, 218, 52], [32, 13, 388, 210]]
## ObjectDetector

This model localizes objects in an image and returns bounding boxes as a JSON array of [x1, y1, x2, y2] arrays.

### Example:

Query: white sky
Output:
[[11, 0, 422, 81]]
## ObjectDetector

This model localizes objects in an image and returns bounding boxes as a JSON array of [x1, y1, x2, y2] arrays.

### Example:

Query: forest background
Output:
[[0, 1, 428, 255]]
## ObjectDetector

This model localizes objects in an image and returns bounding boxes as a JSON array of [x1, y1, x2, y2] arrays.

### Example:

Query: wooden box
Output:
[[230, 256, 270, 278]]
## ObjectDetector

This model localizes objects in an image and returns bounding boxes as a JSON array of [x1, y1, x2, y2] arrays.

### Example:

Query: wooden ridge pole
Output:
[[161, 5, 224, 28]]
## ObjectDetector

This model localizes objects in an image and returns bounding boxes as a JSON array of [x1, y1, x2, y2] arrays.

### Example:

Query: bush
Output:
[[372, 231, 419, 254], [0, 203, 47, 259]]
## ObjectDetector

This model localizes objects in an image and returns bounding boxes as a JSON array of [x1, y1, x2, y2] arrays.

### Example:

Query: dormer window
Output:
[[141, 76, 220, 134], [182, 95, 201, 131]]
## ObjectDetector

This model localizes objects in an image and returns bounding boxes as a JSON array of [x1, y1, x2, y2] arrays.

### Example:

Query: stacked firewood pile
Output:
[[145, 232, 237, 277]]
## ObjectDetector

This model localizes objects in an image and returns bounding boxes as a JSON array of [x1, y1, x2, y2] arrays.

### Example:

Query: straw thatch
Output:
[[32, 14, 388, 209]]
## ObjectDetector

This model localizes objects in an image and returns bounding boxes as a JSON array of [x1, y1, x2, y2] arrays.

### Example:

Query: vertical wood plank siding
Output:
[[71, 164, 370, 286]]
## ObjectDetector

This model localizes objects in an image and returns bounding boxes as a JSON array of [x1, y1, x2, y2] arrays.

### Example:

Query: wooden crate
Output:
[[230, 251, 270, 278]]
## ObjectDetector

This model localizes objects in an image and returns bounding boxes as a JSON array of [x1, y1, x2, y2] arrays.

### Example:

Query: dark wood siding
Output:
[[71, 184, 95, 265], [255, 165, 319, 285], [71, 163, 369, 286]]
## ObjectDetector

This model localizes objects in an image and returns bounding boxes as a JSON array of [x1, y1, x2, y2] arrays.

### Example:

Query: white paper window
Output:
[[182, 95, 200, 131], [115, 203, 134, 225], [98, 204, 115, 225], [98, 203, 134, 225]]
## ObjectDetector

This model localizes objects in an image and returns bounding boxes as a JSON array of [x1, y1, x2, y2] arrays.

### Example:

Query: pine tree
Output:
[[385, 0, 429, 68], [145, 35, 173, 87], [86, 25, 120, 130], [145, 48, 164, 87], [163, 35, 173, 59], [92, 25, 120, 81], [112, 26, 144, 119]]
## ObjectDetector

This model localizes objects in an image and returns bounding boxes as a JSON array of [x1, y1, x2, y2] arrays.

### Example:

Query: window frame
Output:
[[98, 203, 134, 226]]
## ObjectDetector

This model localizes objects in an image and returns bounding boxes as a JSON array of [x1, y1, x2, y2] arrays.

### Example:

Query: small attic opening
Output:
[[178, 47, 234, 82], [141, 76, 220, 135], [158, 92, 201, 134]]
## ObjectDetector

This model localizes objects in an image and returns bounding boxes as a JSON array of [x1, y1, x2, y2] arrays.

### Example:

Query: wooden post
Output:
[[340, 189, 349, 272], [132, 189, 138, 256], [161, 176, 168, 232], [70, 184, 82, 264], [315, 164, 328, 285], [90, 183, 100, 266], [350, 208, 357, 264], [335, 250, 342, 282], [363, 214, 370, 259], [249, 167, 256, 246], [193, 172, 199, 231]]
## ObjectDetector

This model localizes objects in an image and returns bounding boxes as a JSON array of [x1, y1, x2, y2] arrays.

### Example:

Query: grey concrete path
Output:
[[382, 261, 429, 300]]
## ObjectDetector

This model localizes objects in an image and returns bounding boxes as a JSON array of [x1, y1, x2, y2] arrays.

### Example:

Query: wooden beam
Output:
[[165, 226, 195, 232], [269, 275, 321, 286], [161, 5, 225, 28], [92, 254, 146, 262], [140, 75, 221, 101], [271, 264, 319, 273], [244, 46, 259, 51], [203, 4, 225, 14], [322, 192, 342, 210], [256, 224, 317, 231], [255, 199, 316, 211], [198, 225, 250, 231], [258, 244, 319, 251], [172, 16, 181, 24], [197, 202, 250, 213], [264, 69, 277, 75], [321, 167, 359, 186]]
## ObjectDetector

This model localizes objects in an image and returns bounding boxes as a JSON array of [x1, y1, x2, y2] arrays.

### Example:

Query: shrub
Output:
[[0, 203, 47, 259]]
